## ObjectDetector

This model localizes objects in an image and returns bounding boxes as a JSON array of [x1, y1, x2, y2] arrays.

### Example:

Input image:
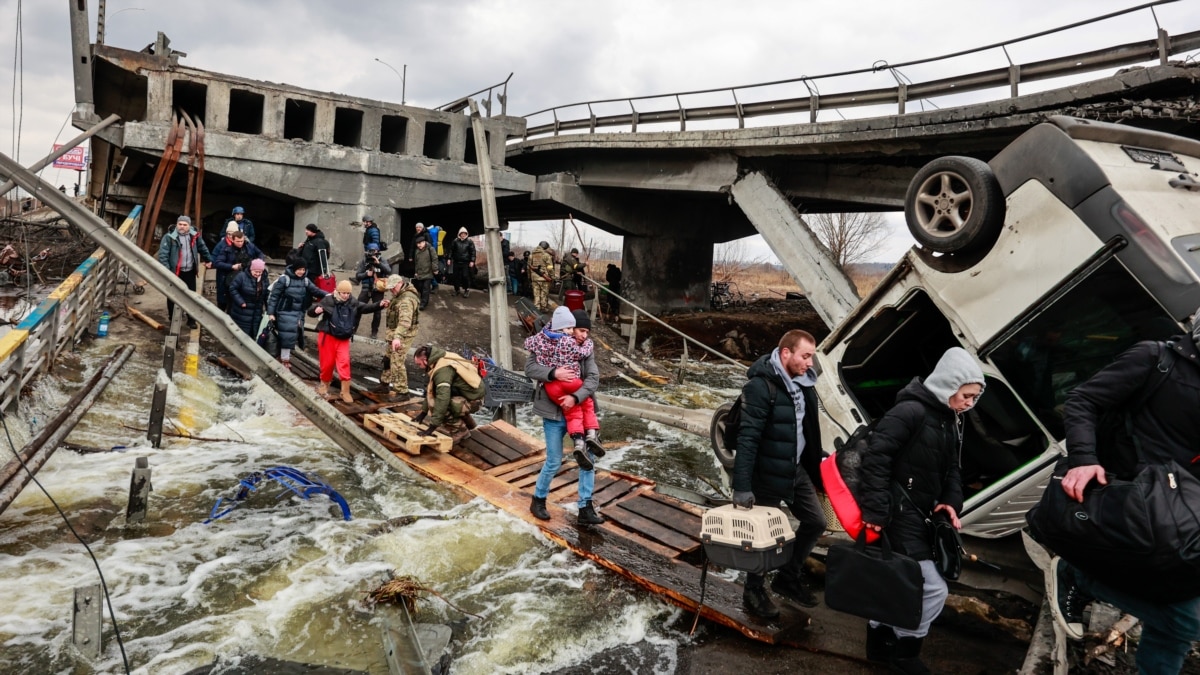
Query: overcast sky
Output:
[[2, 0, 1198, 262]]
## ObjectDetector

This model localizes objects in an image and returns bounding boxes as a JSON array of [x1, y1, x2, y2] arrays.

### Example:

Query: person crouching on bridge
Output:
[[229, 258, 269, 339], [525, 307, 606, 471], [309, 279, 387, 402], [526, 308, 605, 526], [731, 329, 825, 618], [858, 347, 981, 674], [267, 258, 327, 371], [411, 345, 486, 431]]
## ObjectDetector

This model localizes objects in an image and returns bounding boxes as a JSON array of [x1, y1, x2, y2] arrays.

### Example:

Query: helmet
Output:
[[366, 243, 380, 252], [232, 206, 245, 215], [570, 248, 579, 254], [538, 241, 550, 249]]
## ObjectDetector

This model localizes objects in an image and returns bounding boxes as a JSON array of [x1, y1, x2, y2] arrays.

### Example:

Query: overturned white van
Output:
[[716, 116, 1200, 538]]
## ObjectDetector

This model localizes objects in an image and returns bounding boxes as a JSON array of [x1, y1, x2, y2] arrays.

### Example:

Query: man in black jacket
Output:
[[731, 329, 825, 618], [298, 224, 330, 276], [1051, 323, 1200, 673]]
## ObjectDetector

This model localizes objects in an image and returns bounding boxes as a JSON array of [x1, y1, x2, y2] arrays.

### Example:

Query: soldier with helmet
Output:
[[528, 241, 555, 313]]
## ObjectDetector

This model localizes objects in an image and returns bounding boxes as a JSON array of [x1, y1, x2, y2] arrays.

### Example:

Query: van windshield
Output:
[[987, 258, 1177, 438]]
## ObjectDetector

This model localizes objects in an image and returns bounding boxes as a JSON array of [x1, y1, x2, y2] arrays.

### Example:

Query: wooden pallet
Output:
[[363, 412, 453, 455]]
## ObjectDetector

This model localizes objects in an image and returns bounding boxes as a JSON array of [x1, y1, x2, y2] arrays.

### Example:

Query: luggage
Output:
[[1027, 457, 1200, 602], [825, 531, 924, 630], [314, 248, 336, 293]]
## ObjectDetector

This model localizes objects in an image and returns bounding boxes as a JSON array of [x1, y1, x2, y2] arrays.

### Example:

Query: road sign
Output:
[[52, 145, 88, 170]]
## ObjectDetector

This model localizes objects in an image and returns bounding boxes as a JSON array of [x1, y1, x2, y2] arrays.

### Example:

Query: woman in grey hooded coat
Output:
[[858, 347, 985, 674]]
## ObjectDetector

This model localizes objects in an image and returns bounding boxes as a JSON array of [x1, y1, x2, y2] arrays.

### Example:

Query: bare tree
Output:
[[712, 238, 762, 282], [807, 212, 890, 269]]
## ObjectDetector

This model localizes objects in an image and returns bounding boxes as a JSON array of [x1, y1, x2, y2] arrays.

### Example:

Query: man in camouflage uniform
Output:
[[411, 345, 487, 431], [559, 247, 585, 303], [379, 274, 421, 399], [528, 241, 555, 313]]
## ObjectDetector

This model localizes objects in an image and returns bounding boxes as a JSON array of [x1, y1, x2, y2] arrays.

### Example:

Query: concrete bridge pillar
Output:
[[621, 235, 712, 315], [293, 203, 399, 269]]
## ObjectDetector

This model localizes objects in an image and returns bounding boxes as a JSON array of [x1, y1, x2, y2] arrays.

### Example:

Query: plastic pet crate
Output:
[[700, 504, 795, 574], [483, 366, 537, 407]]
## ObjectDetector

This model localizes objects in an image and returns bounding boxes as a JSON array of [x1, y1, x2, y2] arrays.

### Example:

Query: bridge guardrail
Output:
[[519, 1, 1200, 140], [0, 206, 142, 410]]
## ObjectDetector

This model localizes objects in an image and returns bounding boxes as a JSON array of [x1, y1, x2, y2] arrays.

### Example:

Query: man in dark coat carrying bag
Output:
[[1034, 308, 1200, 674], [730, 329, 826, 618]]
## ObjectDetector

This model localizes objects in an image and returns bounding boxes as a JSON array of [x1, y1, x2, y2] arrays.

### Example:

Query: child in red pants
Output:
[[524, 306, 605, 469], [308, 279, 386, 402]]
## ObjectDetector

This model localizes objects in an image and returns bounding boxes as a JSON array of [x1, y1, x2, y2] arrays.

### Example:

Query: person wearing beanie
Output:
[[524, 304, 606, 526], [378, 274, 421, 399], [308, 278, 388, 402], [353, 243, 392, 338], [228, 256, 270, 338], [527, 240, 555, 312], [267, 258, 327, 370], [408, 222, 432, 263], [156, 214, 213, 329], [1046, 312, 1200, 672], [411, 236, 438, 310], [426, 223, 443, 290], [212, 228, 265, 313], [448, 227, 477, 297], [297, 223, 331, 278], [858, 346, 983, 671], [226, 205, 255, 242]]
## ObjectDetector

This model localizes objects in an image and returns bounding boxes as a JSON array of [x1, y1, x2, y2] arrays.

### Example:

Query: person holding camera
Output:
[[353, 243, 392, 339]]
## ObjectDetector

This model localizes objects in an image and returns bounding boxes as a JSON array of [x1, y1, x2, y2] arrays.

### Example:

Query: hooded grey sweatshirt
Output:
[[922, 347, 986, 409], [770, 347, 819, 464]]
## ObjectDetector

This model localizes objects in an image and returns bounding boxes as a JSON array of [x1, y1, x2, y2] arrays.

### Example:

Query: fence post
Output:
[[147, 369, 170, 448], [125, 456, 152, 524], [72, 584, 102, 660], [628, 311, 637, 353]]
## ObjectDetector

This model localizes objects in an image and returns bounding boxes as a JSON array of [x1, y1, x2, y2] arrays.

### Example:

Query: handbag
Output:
[[825, 530, 924, 630], [930, 512, 963, 581], [258, 319, 280, 358]]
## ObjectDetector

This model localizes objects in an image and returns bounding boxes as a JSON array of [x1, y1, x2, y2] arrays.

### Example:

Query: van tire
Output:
[[905, 156, 1005, 254], [710, 403, 736, 472]]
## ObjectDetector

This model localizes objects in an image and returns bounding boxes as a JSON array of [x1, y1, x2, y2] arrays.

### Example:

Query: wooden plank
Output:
[[449, 447, 492, 471], [619, 495, 703, 539], [591, 479, 640, 507], [478, 421, 543, 458], [605, 502, 700, 553], [548, 473, 618, 503], [458, 436, 509, 467], [473, 425, 538, 459], [467, 430, 525, 462], [643, 489, 706, 517], [547, 467, 580, 493], [489, 455, 546, 481]]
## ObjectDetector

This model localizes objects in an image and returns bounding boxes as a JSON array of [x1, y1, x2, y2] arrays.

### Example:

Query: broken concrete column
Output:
[[621, 235, 712, 315]]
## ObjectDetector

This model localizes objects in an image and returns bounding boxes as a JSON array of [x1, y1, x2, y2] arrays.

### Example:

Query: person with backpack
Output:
[[308, 279, 387, 402], [857, 347, 983, 674], [730, 329, 825, 618], [266, 259, 327, 370], [1047, 320, 1200, 674], [361, 215, 385, 253]]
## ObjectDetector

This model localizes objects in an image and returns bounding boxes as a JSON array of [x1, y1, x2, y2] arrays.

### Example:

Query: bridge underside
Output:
[[405, 63, 1200, 316]]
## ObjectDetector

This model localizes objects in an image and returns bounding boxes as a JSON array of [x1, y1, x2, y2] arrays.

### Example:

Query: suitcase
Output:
[[314, 247, 337, 293]]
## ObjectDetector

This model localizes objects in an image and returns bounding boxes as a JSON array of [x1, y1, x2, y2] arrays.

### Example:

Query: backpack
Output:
[[821, 416, 922, 544], [362, 225, 388, 251], [1093, 339, 1176, 479], [722, 376, 777, 453], [326, 301, 357, 340]]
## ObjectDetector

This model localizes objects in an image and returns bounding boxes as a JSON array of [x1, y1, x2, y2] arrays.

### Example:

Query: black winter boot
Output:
[[865, 623, 896, 663], [889, 636, 931, 675], [530, 496, 550, 521], [742, 585, 779, 619], [578, 501, 605, 525]]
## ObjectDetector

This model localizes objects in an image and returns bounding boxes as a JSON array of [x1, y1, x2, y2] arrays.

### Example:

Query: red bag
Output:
[[314, 248, 337, 293], [821, 451, 880, 544]]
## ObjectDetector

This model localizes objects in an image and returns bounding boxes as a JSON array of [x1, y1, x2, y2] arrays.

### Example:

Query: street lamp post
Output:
[[374, 58, 407, 105]]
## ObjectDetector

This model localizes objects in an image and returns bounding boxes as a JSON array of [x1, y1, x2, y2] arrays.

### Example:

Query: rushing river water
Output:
[[0, 336, 738, 674]]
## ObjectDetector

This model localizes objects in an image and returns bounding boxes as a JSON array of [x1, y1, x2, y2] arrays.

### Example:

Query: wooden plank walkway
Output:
[[208, 354, 810, 644]]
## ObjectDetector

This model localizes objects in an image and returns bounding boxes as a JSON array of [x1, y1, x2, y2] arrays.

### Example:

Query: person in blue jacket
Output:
[[229, 259, 269, 338], [266, 259, 327, 369], [226, 206, 255, 242], [213, 228, 264, 312]]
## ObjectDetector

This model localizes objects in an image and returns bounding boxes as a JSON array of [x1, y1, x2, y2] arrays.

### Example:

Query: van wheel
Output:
[[710, 403, 735, 472], [905, 156, 1005, 254]]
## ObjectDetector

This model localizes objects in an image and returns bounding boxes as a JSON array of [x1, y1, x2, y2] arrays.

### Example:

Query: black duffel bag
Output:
[[1026, 457, 1200, 602], [825, 530, 924, 630]]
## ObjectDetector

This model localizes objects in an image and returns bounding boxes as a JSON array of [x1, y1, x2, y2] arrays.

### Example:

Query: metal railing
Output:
[[437, 73, 513, 117], [519, 1, 1200, 139], [0, 206, 142, 410]]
